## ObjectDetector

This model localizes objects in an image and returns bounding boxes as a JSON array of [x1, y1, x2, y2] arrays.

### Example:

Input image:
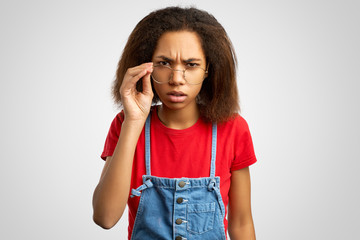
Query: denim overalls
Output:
[[130, 114, 227, 240]]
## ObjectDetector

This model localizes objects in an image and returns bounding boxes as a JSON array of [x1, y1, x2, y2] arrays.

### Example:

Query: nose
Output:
[[170, 69, 186, 85]]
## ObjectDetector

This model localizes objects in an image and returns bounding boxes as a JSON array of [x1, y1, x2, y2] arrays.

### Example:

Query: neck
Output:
[[157, 104, 200, 130]]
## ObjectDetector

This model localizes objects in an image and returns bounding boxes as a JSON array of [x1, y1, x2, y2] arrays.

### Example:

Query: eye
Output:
[[158, 61, 170, 66], [186, 62, 200, 68]]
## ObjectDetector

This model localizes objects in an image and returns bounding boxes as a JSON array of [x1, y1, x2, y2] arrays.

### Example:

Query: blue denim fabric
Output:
[[130, 115, 226, 240]]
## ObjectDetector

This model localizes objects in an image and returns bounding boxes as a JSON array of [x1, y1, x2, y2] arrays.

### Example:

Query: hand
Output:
[[119, 62, 154, 122]]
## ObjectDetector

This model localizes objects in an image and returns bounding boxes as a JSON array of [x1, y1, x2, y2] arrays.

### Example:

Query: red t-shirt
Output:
[[101, 107, 257, 239]]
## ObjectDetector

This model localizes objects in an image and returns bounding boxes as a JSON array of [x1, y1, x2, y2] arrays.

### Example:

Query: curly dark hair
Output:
[[112, 6, 240, 122]]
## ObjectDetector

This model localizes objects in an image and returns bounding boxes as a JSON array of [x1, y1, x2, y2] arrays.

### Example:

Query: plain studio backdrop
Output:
[[1, 0, 359, 239]]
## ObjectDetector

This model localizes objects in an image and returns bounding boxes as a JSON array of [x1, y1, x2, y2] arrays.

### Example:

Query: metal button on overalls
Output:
[[130, 114, 227, 240], [178, 181, 186, 188]]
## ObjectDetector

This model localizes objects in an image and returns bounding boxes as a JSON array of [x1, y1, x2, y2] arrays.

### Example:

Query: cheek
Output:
[[153, 84, 164, 96], [153, 84, 169, 101], [192, 85, 203, 96]]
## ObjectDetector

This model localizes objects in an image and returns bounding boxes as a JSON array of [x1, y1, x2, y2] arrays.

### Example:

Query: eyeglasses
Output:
[[151, 63, 208, 85]]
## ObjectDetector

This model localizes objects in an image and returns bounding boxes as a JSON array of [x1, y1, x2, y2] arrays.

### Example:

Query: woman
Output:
[[93, 6, 257, 240]]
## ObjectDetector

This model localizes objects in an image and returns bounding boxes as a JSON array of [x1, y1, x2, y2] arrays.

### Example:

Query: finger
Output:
[[142, 69, 153, 95], [128, 67, 151, 86], [120, 67, 151, 94], [126, 62, 153, 77], [120, 63, 153, 94], [123, 64, 152, 87]]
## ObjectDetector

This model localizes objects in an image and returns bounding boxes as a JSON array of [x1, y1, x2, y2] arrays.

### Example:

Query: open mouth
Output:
[[167, 91, 187, 102], [168, 91, 186, 96]]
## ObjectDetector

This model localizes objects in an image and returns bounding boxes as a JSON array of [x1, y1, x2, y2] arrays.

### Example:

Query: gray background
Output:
[[1, 0, 359, 239]]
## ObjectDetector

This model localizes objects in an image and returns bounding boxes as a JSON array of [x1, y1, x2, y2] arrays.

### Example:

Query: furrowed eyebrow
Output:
[[154, 56, 173, 62], [183, 58, 202, 63], [154, 55, 203, 63]]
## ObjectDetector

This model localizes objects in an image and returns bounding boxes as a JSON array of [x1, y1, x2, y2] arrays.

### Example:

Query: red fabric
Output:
[[101, 107, 257, 239]]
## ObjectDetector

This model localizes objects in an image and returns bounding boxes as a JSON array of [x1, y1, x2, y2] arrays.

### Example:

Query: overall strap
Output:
[[129, 113, 152, 198], [209, 123, 217, 178], [146, 113, 217, 178], [145, 114, 151, 176]]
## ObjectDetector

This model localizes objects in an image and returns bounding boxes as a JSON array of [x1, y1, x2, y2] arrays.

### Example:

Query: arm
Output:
[[228, 167, 256, 240], [92, 63, 153, 229]]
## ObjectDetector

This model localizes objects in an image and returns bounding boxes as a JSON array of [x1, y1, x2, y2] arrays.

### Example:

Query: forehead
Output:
[[153, 31, 206, 60]]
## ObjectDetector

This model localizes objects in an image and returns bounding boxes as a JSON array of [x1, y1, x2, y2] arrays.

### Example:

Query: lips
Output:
[[167, 91, 187, 103], [168, 91, 186, 96]]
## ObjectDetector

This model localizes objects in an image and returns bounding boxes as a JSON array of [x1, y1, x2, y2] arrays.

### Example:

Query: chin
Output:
[[159, 100, 189, 110]]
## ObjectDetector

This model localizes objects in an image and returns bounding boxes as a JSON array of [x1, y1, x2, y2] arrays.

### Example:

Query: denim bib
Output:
[[130, 114, 227, 240]]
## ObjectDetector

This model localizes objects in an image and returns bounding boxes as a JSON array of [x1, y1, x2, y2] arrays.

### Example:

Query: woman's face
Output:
[[151, 31, 207, 112]]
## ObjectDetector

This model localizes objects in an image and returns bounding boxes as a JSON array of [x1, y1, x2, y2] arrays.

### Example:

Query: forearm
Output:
[[228, 221, 256, 240], [92, 119, 144, 229], [228, 168, 256, 240]]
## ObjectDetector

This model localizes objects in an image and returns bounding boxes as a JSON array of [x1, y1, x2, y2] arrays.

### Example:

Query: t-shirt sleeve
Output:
[[230, 115, 257, 171], [100, 112, 124, 160]]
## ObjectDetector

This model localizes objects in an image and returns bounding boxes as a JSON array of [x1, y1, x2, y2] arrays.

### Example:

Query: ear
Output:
[[204, 63, 210, 78]]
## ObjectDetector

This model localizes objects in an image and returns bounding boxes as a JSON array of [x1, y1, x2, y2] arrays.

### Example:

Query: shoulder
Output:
[[101, 110, 125, 160], [217, 114, 257, 170], [116, 110, 125, 123], [217, 113, 251, 132], [111, 110, 125, 127], [105, 110, 125, 138], [216, 114, 254, 146]]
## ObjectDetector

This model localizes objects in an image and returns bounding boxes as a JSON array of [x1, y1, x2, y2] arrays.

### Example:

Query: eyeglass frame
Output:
[[151, 63, 209, 85]]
